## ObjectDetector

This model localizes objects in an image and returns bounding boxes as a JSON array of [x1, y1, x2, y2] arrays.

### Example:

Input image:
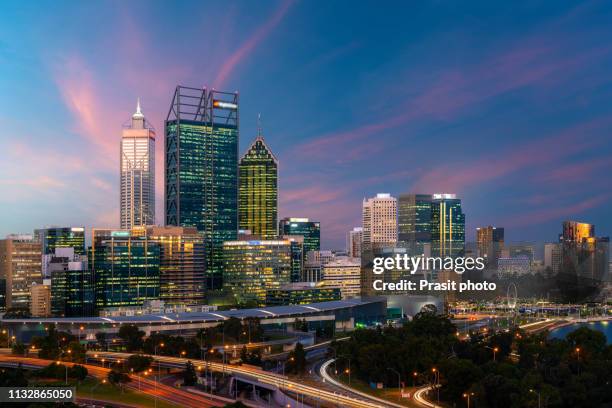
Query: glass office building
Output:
[[35, 227, 85, 256], [165, 86, 239, 290], [49, 248, 93, 317], [398, 194, 432, 255], [223, 239, 292, 306], [239, 132, 278, 239], [430, 194, 465, 258], [90, 229, 160, 309], [279, 218, 320, 254]]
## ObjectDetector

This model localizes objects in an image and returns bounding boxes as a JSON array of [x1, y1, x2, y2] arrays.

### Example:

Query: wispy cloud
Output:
[[213, 0, 293, 88]]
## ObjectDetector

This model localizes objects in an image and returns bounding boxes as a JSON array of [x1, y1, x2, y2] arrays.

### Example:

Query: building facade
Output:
[[90, 229, 160, 309], [279, 218, 321, 254], [321, 257, 361, 299], [223, 239, 292, 305], [239, 130, 278, 239], [476, 226, 504, 267], [347, 227, 363, 258], [30, 281, 51, 317], [362, 194, 397, 250], [35, 227, 85, 278], [430, 194, 465, 258], [398, 193, 432, 256], [120, 100, 156, 229], [165, 86, 239, 290], [146, 226, 206, 306], [265, 283, 341, 306], [0, 235, 42, 310], [544, 243, 562, 274], [49, 247, 93, 317]]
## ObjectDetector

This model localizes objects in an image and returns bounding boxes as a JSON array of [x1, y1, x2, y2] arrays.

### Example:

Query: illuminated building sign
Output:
[[213, 100, 238, 110]]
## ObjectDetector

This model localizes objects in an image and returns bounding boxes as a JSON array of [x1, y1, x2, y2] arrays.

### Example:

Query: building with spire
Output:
[[238, 116, 278, 239], [120, 99, 156, 229]]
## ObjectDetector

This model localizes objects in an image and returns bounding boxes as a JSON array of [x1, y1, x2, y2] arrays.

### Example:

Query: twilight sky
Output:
[[1, 0, 611, 249]]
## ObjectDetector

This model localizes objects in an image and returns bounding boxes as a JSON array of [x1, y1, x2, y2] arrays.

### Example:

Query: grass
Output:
[[333, 374, 422, 408], [30, 377, 180, 408]]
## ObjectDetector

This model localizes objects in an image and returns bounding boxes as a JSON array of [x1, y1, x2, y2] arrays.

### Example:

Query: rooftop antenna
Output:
[[257, 113, 263, 138]]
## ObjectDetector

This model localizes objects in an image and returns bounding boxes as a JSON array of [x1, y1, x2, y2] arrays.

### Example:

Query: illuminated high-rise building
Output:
[[35, 226, 85, 278], [398, 194, 432, 255], [120, 99, 156, 229], [362, 193, 397, 250], [279, 218, 321, 254], [0, 235, 42, 310], [346, 227, 363, 258], [90, 228, 160, 309], [223, 239, 292, 306], [146, 226, 206, 306], [476, 226, 504, 267], [49, 247, 92, 317], [430, 194, 465, 258], [165, 86, 239, 290], [239, 121, 278, 239], [30, 281, 51, 317]]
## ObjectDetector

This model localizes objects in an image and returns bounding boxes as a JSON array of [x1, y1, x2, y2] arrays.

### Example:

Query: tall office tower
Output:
[[347, 227, 363, 258], [49, 247, 92, 317], [239, 122, 278, 239], [90, 228, 160, 309], [362, 193, 397, 250], [476, 226, 504, 267], [146, 226, 206, 306], [430, 194, 465, 258], [321, 257, 361, 299], [282, 235, 304, 283], [0, 235, 42, 310], [544, 243, 562, 274], [120, 99, 156, 229], [35, 226, 85, 278], [279, 218, 321, 253], [223, 239, 292, 306], [165, 86, 239, 290], [398, 194, 432, 255], [30, 281, 51, 317], [558, 220, 609, 301]]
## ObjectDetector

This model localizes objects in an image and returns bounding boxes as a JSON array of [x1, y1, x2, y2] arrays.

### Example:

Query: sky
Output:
[[1, 0, 611, 249]]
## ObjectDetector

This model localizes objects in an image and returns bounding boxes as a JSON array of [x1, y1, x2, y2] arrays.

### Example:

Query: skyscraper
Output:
[[430, 194, 465, 258], [362, 193, 397, 250], [0, 235, 42, 310], [279, 218, 321, 253], [347, 227, 363, 258], [49, 247, 92, 317], [476, 226, 504, 267], [239, 121, 278, 239], [146, 226, 206, 306], [35, 226, 85, 278], [120, 99, 156, 229], [398, 194, 432, 255], [90, 228, 160, 309], [165, 86, 239, 290]]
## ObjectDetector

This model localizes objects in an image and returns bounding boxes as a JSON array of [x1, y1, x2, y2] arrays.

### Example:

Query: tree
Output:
[[0, 365, 28, 387], [95, 332, 107, 349], [117, 324, 145, 352], [287, 342, 307, 375], [126, 354, 153, 373], [69, 364, 88, 381], [223, 318, 243, 342], [107, 369, 131, 390], [11, 342, 26, 356], [64, 341, 86, 363], [183, 361, 197, 386]]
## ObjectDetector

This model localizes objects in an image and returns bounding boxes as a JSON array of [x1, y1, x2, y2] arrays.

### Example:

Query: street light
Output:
[[56, 361, 68, 385], [463, 392, 475, 408], [529, 389, 541, 408], [386, 368, 401, 401], [493, 347, 499, 362], [431, 368, 440, 403], [412, 371, 418, 387]]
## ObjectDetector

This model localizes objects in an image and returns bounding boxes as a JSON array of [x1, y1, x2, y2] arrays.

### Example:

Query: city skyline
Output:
[[2, 1, 612, 249]]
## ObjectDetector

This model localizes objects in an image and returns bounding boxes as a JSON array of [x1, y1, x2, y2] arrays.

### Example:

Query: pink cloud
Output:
[[213, 0, 293, 88]]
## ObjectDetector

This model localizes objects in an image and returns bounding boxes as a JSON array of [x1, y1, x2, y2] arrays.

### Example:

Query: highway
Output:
[[89, 350, 388, 408], [0, 354, 223, 408]]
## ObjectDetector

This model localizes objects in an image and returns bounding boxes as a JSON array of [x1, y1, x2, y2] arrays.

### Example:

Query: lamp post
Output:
[[56, 361, 68, 385], [529, 389, 541, 408], [154, 342, 164, 408], [463, 392, 474, 408], [412, 371, 418, 387], [493, 347, 499, 362], [386, 368, 401, 401], [575, 347, 581, 375], [431, 368, 440, 403]]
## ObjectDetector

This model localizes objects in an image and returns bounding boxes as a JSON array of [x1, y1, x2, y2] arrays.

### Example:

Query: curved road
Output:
[[0, 354, 223, 408]]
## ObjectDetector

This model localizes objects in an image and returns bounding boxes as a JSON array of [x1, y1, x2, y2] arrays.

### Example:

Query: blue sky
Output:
[[1, 0, 611, 249]]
